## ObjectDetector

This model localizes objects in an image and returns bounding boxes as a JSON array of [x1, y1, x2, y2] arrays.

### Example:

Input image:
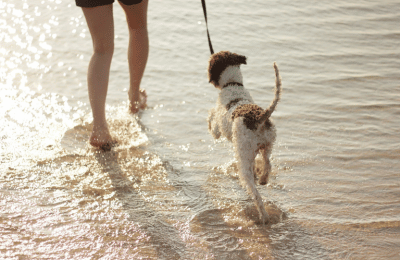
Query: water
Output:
[[1, 0, 400, 259]]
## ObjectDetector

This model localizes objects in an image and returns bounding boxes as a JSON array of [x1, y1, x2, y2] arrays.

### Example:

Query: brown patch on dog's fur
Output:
[[232, 104, 272, 130], [208, 51, 247, 86], [226, 98, 243, 111]]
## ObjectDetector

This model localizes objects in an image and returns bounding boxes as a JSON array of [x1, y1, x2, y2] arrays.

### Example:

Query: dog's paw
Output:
[[258, 174, 268, 185]]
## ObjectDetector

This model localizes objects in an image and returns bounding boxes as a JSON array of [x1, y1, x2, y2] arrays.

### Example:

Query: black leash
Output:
[[201, 0, 214, 55]]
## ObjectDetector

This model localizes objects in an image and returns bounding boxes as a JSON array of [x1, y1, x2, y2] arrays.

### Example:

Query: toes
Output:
[[100, 143, 112, 152], [90, 132, 117, 151], [129, 105, 140, 114], [99, 140, 117, 152]]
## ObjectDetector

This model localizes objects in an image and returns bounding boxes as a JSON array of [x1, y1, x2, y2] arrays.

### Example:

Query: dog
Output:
[[207, 51, 281, 224]]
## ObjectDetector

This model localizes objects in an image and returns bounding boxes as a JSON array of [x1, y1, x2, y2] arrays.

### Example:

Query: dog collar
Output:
[[222, 82, 243, 89]]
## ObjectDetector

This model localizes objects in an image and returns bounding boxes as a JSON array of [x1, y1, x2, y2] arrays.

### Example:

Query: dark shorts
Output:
[[76, 0, 143, 8]]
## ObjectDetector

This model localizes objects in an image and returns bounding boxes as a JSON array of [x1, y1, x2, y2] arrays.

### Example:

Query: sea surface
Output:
[[1, 0, 399, 259]]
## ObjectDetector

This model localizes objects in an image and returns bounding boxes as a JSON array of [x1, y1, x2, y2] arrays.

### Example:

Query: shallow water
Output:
[[1, 0, 400, 259]]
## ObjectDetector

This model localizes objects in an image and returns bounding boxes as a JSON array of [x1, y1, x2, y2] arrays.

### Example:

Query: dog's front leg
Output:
[[208, 108, 221, 139]]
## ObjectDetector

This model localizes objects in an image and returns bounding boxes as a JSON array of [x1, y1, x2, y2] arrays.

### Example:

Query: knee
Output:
[[93, 40, 114, 56], [127, 26, 148, 39]]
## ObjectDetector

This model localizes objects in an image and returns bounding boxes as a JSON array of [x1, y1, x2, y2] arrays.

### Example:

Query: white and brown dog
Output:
[[207, 51, 281, 224]]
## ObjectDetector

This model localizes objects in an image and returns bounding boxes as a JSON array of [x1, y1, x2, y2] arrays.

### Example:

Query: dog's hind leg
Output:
[[233, 121, 269, 223], [259, 145, 272, 185]]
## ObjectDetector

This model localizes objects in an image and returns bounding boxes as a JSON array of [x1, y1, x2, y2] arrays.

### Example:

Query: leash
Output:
[[201, 0, 214, 55]]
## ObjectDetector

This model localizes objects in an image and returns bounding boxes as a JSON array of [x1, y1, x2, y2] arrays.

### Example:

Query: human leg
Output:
[[119, 0, 149, 113], [81, 4, 115, 149]]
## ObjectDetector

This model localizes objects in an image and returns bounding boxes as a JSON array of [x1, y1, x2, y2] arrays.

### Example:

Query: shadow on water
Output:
[[94, 149, 185, 259], [94, 148, 258, 259]]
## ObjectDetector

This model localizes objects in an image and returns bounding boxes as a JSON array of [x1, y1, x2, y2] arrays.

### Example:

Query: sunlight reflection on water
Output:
[[1, 0, 400, 259]]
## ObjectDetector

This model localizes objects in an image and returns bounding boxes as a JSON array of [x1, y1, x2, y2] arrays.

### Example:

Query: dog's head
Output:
[[208, 51, 247, 88]]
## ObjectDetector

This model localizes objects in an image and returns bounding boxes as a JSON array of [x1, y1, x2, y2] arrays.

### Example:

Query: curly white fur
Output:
[[207, 51, 281, 224]]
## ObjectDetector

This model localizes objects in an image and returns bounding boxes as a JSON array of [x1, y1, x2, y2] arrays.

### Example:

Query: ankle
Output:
[[128, 87, 140, 100], [92, 121, 109, 132]]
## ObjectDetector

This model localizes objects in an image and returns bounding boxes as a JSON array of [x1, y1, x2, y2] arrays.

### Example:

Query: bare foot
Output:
[[129, 89, 147, 114], [89, 126, 117, 151]]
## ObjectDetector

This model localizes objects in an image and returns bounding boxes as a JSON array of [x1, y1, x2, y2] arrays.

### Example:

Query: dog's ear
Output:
[[233, 53, 247, 66], [208, 51, 247, 87], [208, 55, 221, 87]]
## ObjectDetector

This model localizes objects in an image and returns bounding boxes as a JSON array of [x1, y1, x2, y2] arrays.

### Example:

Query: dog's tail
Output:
[[257, 62, 282, 125]]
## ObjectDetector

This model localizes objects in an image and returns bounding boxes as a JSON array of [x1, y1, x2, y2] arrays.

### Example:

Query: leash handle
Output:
[[201, 0, 214, 55]]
